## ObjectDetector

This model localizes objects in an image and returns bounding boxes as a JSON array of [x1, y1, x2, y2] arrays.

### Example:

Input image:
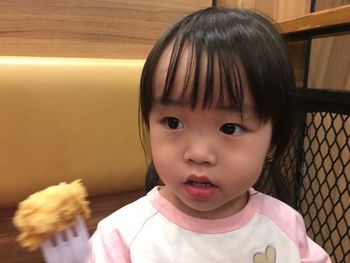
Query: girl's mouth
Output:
[[187, 180, 215, 188], [184, 176, 217, 200]]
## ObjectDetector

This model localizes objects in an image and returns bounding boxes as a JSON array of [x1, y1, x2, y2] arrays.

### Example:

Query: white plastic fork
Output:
[[41, 216, 90, 263]]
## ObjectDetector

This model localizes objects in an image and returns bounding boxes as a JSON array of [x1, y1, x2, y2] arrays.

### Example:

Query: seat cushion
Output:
[[0, 57, 146, 208]]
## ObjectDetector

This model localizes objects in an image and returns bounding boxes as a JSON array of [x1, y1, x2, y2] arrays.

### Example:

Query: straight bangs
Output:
[[158, 36, 249, 117]]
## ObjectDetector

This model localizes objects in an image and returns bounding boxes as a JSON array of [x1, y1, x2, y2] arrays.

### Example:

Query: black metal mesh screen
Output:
[[256, 93, 349, 263], [297, 111, 349, 263]]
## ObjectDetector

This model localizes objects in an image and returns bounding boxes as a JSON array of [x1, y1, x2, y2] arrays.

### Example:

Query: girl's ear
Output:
[[266, 145, 276, 162], [267, 145, 276, 156]]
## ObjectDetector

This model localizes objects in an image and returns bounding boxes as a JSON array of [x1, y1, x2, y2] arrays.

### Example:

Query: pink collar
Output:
[[147, 187, 259, 234]]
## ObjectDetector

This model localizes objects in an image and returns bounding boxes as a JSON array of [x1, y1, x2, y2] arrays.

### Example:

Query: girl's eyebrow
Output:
[[154, 98, 186, 107], [153, 99, 257, 120], [154, 97, 247, 111]]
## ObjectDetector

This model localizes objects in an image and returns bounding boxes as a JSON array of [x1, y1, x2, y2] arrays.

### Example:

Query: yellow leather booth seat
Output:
[[0, 57, 146, 208]]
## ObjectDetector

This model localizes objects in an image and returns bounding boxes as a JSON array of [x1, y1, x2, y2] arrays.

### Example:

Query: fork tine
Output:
[[76, 216, 89, 240], [41, 240, 52, 261], [56, 230, 65, 243], [41, 238, 62, 263], [61, 228, 80, 263], [41, 217, 90, 263], [65, 225, 76, 239], [57, 231, 75, 262], [75, 216, 90, 262]]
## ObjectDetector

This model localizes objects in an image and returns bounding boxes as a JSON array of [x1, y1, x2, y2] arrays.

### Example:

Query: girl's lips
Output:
[[185, 175, 215, 185], [184, 175, 217, 200]]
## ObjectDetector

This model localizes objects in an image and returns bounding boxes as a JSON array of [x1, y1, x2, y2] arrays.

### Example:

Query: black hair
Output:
[[139, 7, 297, 205]]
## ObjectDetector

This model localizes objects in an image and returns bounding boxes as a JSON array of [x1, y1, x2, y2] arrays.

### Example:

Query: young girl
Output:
[[90, 7, 331, 262]]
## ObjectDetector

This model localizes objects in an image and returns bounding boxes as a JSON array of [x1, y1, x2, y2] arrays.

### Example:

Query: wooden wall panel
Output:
[[308, 35, 350, 90], [275, 0, 311, 21], [314, 0, 350, 10], [215, 0, 278, 19], [308, 0, 350, 91], [0, 0, 211, 59], [216, 0, 311, 21], [288, 41, 308, 88]]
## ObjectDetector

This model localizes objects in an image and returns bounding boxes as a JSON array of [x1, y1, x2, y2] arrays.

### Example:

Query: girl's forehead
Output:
[[154, 46, 193, 95], [153, 46, 254, 111]]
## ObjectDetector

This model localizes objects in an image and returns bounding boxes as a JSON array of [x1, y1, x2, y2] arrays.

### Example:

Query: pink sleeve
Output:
[[89, 221, 130, 263], [258, 194, 332, 263], [300, 236, 332, 263], [295, 214, 331, 263]]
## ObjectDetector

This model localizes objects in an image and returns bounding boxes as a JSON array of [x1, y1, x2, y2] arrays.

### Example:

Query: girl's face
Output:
[[148, 49, 273, 219]]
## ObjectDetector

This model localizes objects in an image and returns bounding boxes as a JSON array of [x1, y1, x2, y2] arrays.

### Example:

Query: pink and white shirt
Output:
[[89, 187, 331, 263]]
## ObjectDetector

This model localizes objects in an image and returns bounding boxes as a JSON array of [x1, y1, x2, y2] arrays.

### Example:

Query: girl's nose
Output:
[[183, 139, 217, 166]]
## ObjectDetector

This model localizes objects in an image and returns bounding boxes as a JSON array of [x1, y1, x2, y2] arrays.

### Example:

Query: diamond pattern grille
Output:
[[256, 111, 349, 263], [297, 112, 349, 263]]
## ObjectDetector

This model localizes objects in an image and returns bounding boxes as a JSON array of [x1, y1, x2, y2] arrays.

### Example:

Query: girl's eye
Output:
[[163, 117, 184, 129], [219, 123, 243, 135]]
